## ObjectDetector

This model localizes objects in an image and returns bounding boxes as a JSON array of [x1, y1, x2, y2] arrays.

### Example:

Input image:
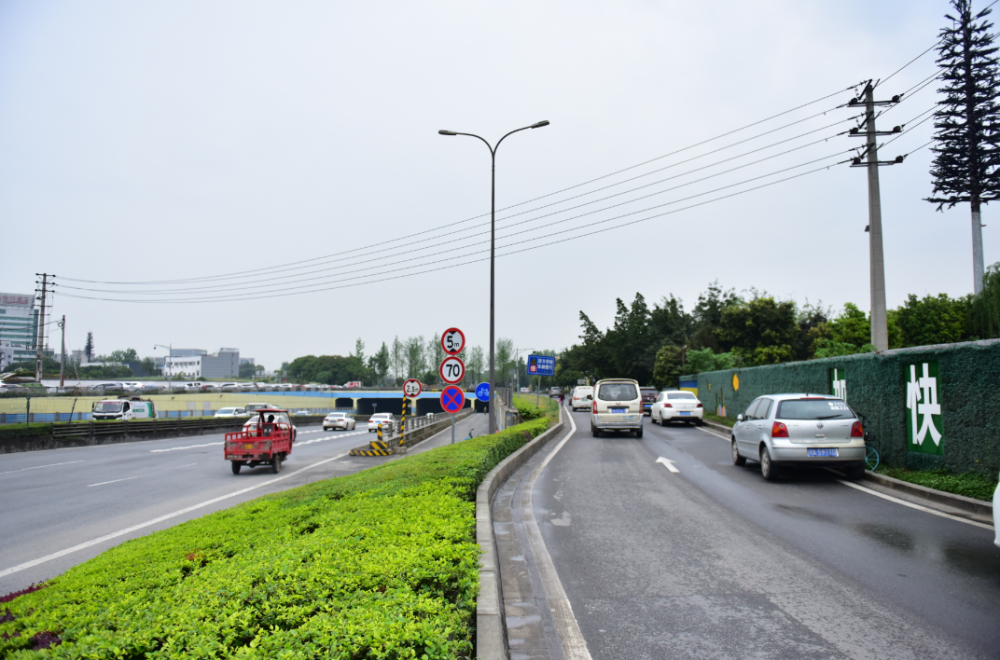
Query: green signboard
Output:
[[906, 361, 944, 455]]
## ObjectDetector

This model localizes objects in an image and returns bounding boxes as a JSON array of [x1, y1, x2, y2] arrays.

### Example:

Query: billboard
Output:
[[0, 293, 34, 308]]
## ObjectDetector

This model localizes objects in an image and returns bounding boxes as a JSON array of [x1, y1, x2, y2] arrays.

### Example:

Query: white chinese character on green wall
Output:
[[829, 368, 847, 400], [906, 361, 944, 455]]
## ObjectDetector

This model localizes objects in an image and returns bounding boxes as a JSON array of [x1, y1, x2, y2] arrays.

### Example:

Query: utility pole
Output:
[[58, 315, 66, 387], [34, 273, 54, 381], [848, 83, 903, 351]]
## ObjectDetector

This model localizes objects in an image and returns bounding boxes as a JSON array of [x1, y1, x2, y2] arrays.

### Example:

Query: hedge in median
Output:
[[0, 417, 551, 660]]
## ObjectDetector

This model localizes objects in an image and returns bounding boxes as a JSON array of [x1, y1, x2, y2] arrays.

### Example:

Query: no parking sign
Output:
[[441, 385, 466, 414]]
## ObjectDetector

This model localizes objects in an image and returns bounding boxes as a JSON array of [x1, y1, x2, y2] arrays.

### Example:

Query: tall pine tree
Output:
[[927, 0, 1000, 294]]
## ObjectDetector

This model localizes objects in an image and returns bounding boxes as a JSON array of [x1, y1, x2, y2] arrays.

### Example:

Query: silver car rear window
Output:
[[598, 383, 637, 401], [777, 399, 853, 420]]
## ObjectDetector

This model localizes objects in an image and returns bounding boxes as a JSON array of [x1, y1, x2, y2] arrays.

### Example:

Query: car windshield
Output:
[[218, 408, 235, 414], [94, 402, 123, 412], [599, 383, 637, 401], [777, 399, 853, 420], [667, 392, 697, 400]]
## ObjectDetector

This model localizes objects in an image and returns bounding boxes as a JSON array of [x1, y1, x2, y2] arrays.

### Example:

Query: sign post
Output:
[[401, 378, 422, 444]]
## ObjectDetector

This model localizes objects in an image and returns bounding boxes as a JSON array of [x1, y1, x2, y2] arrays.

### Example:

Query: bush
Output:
[[0, 417, 551, 659]]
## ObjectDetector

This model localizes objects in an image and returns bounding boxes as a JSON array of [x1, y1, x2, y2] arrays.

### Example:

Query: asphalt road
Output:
[[523, 408, 999, 659], [0, 412, 491, 595]]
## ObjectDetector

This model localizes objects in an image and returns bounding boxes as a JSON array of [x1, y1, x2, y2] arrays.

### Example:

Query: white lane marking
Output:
[[0, 450, 351, 579], [523, 410, 593, 660], [87, 476, 139, 487], [175, 463, 198, 468], [151, 442, 221, 453], [836, 479, 994, 531], [656, 457, 680, 473], [0, 460, 84, 475], [695, 426, 730, 440]]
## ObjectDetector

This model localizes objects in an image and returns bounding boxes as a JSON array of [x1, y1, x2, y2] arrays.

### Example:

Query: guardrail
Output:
[[49, 417, 249, 439]]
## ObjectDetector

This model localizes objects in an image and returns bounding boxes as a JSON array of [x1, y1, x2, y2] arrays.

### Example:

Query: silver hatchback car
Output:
[[731, 393, 867, 481]]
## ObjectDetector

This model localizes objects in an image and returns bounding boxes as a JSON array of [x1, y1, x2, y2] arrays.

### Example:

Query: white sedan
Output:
[[368, 413, 395, 433], [651, 390, 704, 425], [324, 412, 357, 431], [215, 407, 250, 419]]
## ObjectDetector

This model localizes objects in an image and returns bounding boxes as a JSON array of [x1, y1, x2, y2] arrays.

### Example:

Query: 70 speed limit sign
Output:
[[441, 328, 465, 355], [439, 356, 465, 384]]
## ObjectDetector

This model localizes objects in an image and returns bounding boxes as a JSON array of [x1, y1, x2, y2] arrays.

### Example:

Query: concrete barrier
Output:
[[475, 406, 566, 660]]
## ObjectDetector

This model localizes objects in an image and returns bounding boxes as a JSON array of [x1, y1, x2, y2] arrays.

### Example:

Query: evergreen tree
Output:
[[927, 0, 1000, 293], [84, 332, 94, 362]]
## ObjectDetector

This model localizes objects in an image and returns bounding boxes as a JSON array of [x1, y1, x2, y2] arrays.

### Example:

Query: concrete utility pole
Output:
[[34, 273, 53, 381], [849, 83, 903, 352], [58, 315, 66, 387]]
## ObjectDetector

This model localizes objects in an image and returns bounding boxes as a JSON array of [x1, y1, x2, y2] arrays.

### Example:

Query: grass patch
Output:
[[0, 423, 53, 439], [512, 394, 559, 423], [703, 412, 735, 428], [0, 417, 552, 659], [875, 465, 998, 502]]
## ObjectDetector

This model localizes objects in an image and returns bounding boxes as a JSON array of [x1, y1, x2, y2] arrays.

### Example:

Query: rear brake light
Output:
[[851, 421, 864, 437], [696, 403, 703, 408], [771, 422, 789, 438], [592, 401, 597, 414], [663, 403, 672, 408]]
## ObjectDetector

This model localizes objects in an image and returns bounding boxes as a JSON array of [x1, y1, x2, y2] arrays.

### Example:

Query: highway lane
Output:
[[526, 408, 999, 659], [0, 414, 490, 595]]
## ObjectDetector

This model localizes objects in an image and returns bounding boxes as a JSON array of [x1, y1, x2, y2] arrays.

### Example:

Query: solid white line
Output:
[[175, 463, 198, 468], [695, 425, 730, 440], [0, 450, 351, 579], [523, 410, 593, 660], [87, 476, 139, 487], [836, 479, 994, 531], [150, 441, 221, 453], [0, 460, 84, 474]]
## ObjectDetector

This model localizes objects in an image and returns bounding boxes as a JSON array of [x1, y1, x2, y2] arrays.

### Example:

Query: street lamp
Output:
[[154, 344, 172, 390], [438, 120, 550, 435]]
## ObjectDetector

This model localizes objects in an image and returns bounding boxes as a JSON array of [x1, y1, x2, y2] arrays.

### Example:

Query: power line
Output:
[[59, 83, 863, 288]]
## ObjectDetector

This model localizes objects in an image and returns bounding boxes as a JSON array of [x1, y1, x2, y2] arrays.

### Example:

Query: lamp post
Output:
[[154, 344, 172, 390], [438, 120, 550, 435]]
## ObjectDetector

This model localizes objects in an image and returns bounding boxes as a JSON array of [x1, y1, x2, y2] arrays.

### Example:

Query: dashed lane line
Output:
[[88, 476, 139, 487], [1, 460, 84, 474]]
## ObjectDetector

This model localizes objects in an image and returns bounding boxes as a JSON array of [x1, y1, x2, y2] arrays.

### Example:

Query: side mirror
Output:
[[736, 414, 744, 422]]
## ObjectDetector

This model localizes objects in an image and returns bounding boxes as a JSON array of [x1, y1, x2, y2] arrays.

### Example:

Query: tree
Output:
[[604, 293, 654, 384], [239, 362, 257, 379], [969, 261, 1000, 337], [649, 295, 692, 349], [405, 336, 425, 379], [653, 345, 684, 389], [391, 336, 405, 383], [353, 338, 365, 363], [691, 281, 741, 350], [495, 338, 514, 387], [84, 332, 94, 362], [927, 0, 1000, 293], [467, 345, 485, 384], [894, 293, 971, 347], [107, 348, 139, 364], [371, 342, 390, 386], [717, 296, 798, 365]]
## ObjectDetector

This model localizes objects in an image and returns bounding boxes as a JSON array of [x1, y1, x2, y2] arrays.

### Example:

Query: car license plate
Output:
[[611, 407, 626, 414], [679, 411, 691, 416], [807, 448, 838, 457], [244, 443, 254, 449]]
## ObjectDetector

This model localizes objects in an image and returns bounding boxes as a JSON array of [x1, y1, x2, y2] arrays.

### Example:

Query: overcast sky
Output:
[[1, 0, 993, 371]]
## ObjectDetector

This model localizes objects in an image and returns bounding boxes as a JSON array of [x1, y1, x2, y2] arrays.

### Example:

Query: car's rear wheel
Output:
[[231, 461, 242, 475], [731, 439, 746, 466], [271, 454, 282, 474], [635, 427, 643, 439], [760, 446, 779, 481], [591, 425, 600, 438]]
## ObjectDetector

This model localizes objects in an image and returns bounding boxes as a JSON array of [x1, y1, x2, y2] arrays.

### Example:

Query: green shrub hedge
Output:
[[0, 417, 552, 659]]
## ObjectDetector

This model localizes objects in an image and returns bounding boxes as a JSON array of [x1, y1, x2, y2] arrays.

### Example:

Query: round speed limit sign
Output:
[[402, 378, 422, 399], [439, 356, 466, 384], [440, 327, 465, 356]]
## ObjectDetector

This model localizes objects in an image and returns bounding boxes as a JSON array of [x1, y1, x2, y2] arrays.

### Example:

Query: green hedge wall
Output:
[[694, 339, 1000, 476], [0, 417, 552, 659]]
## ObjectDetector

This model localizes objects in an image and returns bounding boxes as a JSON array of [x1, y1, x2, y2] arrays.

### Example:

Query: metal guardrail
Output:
[[48, 417, 249, 439]]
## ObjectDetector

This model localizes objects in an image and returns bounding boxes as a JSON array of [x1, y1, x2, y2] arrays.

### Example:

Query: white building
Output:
[[164, 348, 240, 379], [0, 292, 38, 368]]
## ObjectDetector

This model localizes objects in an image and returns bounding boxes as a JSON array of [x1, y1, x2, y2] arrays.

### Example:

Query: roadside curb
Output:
[[476, 409, 566, 660], [701, 417, 992, 522], [862, 470, 994, 519]]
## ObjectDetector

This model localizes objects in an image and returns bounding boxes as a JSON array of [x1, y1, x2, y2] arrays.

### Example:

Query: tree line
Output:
[[555, 273, 1000, 389]]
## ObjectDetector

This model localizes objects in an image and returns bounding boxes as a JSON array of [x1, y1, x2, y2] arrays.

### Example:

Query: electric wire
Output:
[[58, 83, 863, 287]]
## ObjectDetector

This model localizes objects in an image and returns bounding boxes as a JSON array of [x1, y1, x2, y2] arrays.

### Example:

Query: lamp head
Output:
[[530, 120, 550, 129], [438, 130, 458, 136]]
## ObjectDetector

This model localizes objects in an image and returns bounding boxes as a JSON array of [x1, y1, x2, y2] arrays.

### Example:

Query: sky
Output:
[[1, 0, 995, 371]]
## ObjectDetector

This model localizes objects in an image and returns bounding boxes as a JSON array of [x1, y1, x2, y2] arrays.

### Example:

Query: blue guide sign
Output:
[[527, 355, 556, 377]]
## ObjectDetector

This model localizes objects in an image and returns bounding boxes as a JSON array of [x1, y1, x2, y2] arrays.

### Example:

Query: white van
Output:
[[570, 386, 594, 411], [183, 382, 203, 391], [92, 397, 157, 421]]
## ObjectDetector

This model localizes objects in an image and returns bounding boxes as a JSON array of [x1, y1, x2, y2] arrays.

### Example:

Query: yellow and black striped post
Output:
[[377, 423, 383, 442], [399, 395, 407, 444]]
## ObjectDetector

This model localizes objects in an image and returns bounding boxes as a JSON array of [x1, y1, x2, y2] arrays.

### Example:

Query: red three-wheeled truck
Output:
[[224, 408, 296, 474]]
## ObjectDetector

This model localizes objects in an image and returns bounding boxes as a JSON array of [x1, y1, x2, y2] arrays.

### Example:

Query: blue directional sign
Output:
[[475, 382, 490, 402], [527, 354, 556, 377]]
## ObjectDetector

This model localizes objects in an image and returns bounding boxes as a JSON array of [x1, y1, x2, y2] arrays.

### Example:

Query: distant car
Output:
[[91, 382, 124, 392], [219, 382, 240, 392], [324, 412, 357, 431], [215, 407, 250, 418], [183, 382, 202, 392], [731, 393, 866, 481], [590, 379, 643, 438], [201, 383, 217, 391], [121, 381, 143, 392], [246, 403, 273, 412], [239, 383, 256, 391], [368, 413, 394, 433], [640, 387, 658, 415], [569, 386, 594, 411], [549, 386, 562, 397], [520, 387, 531, 393], [292, 410, 311, 416], [651, 391, 704, 425], [141, 383, 165, 393]]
